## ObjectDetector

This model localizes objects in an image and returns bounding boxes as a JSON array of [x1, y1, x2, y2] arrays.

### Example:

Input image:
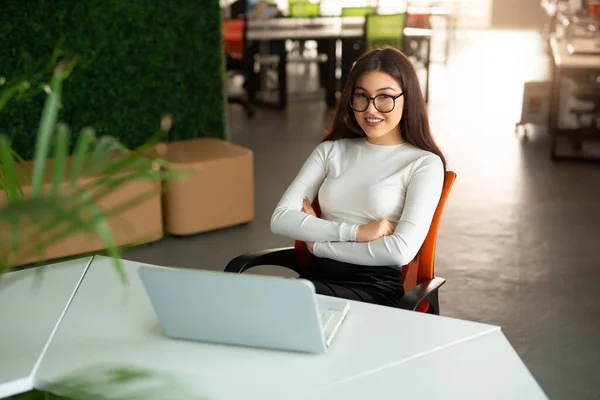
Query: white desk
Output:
[[247, 16, 366, 29], [245, 16, 433, 109], [246, 14, 440, 59], [247, 27, 365, 40], [0, 257, 91, 398], [407, 5, 452, 17], [36, 256, 499, 400], [246, 12, 451, 31], [541, 0, 559, 17], [246, 15, 432, 41], [550, 35, 600, 69], [247, 27, 431, 41], [311, 330, 547, 399]]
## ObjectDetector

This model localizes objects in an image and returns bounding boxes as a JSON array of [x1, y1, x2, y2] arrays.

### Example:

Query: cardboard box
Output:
[[519, 81, 551, 125], [0, 156, 163, 267], [160, 138, 254, 235]]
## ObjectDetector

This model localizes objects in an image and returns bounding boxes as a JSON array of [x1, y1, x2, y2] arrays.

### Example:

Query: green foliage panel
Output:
[[0, 0, 225, 160]]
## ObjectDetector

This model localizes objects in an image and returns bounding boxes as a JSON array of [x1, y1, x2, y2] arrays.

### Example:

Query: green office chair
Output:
[[288, 0, 321, 17], [341, 6, 377, 17], [365, 13, 407, 50], [339, 6, 377, 89]]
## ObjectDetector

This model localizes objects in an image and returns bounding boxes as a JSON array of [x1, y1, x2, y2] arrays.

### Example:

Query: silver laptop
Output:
[[138, 265, 350, 354]]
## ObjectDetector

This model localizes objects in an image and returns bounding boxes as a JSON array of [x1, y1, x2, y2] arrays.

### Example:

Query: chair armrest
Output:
[[398, 277, 446, 312], [224, 247, 300, 274]]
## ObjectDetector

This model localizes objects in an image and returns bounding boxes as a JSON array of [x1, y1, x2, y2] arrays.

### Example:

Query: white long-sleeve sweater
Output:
[[270, 138, 444, 266]]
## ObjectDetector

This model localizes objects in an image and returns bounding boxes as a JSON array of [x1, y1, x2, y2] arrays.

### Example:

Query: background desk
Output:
[[247, 10, 453, 61], [36, 256, 504, 400], [245, 17, 433, 108], [0, 257, 91, 398], [548, 35, 600, 162]]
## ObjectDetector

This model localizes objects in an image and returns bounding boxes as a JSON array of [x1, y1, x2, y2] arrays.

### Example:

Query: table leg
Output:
[[340, 39, 352, 92], [341, 38, 364, 93], [548, 64, 561, 161], [277, 40, 287, 109], [245, 41, 259, 104], [316, 39, 328, 89]]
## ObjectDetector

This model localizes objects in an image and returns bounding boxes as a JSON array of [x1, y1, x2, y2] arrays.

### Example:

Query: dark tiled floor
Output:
[[124, 29, 600, 399]]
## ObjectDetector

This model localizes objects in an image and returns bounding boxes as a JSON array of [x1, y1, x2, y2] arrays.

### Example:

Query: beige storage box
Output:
[[160, 138, 254, 235], [0, 156, 163, 267]]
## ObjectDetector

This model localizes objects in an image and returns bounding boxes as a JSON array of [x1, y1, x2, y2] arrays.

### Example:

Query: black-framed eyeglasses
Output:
[[350, 93, 404, 113]]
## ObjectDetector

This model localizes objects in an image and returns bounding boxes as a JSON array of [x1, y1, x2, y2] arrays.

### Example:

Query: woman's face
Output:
[[351, 71, 404, 144]]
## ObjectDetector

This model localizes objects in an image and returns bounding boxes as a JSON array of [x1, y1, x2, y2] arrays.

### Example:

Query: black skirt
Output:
[[299, 254, 405, 308]]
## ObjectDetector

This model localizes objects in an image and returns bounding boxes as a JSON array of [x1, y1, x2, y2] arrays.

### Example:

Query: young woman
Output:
[[270, 47, 447, 308]]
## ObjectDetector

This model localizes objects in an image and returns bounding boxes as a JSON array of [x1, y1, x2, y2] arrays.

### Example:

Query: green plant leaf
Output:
[[0, 136, 19, 202], [41, 365, 204, 400], [31, 67, 64, 198], [70, 127, 96, 185], [0, 136, 22, 251], [15, 39, 66, 100], [11, 147, 32, 192], [0, 80, 31, 111], [86, 136, 124, 176], [83, 193, 126, 283], [52, 123, 70, 195], [94, 129, 167, 176], [61, 58, 78, 81]]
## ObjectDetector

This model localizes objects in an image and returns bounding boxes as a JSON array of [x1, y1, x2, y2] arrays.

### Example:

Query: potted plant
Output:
[[1, 56, 197, 399]]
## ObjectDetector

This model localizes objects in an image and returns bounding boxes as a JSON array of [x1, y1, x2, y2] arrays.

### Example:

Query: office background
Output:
[[1, 1, 599, 399]]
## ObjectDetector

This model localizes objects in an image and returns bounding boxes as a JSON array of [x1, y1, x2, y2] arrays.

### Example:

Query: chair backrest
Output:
[[223, 18, 246, 59], [416, 170, 456, 282], [288, 0, 321, 17], [365, 13, 407, 50], [401, 170, 456, 312], [406, 12, 431, 29], [294, 170, 457, 311], [341, 6, 377, 17]]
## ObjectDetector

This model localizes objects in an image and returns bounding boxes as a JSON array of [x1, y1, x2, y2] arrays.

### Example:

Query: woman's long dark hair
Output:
[[323, 46, 447, 170]]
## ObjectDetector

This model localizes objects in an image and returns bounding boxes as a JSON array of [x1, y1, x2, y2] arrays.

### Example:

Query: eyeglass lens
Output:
[[351, 95, 396, 113]]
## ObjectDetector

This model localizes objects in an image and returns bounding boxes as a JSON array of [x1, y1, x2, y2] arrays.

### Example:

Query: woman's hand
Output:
[[302, 197, 317, 217], [356, 219, 395, 243], [306, 241, 314, 254]]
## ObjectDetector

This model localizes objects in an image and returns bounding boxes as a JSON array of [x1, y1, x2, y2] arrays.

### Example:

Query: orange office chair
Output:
[[223, 18, 245, 59], [225, 171, 457, 315]]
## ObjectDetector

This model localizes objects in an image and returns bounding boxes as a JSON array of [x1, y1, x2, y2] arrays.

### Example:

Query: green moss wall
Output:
[[0, 0, 225, 159]]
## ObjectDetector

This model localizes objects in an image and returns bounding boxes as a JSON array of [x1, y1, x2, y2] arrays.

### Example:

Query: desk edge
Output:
[[31, 256, 94, 380]]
